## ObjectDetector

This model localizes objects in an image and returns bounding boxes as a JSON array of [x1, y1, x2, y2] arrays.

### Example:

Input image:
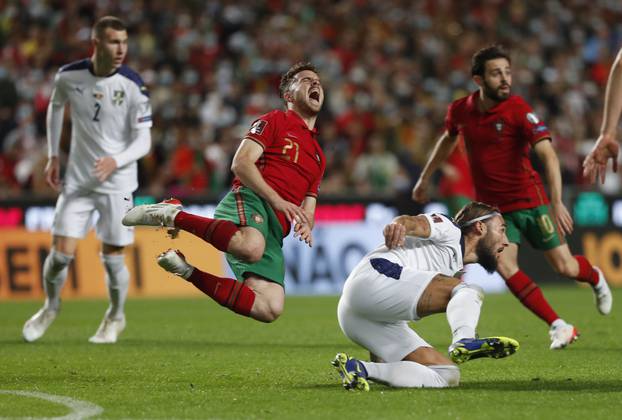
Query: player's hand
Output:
[[270, 196, 310, 226], [383, 222, 406, 249], [551, 202, 574, 236], [293, 221, 313, 247], [44, 156, 61, 192], [411, 177, 429, 203], [94, 156, 118, 182], [582, 133, 620, 184]]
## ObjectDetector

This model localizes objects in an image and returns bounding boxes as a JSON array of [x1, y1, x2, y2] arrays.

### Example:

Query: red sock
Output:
[[573, 256, 599, 286], [506, 270, 559, 325], [174, 212, 239, 252], [188, 268, 255, 316]]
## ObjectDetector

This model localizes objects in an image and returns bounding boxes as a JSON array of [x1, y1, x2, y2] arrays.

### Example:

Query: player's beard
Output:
[[482, 80, 510, 102], [476, 232, 499, 274]]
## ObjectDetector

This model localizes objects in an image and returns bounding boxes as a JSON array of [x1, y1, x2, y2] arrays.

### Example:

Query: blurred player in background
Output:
[[123, 62, 325, 323], [413, 45, 612, 350], [333, 202, 518, 391], [438, 136, 475, 217], [22, 16, 152, 344], [583, 47, 622, 184]]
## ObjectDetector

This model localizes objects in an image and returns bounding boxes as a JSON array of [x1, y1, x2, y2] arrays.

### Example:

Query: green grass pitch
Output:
[[0, 286, 620, 419]]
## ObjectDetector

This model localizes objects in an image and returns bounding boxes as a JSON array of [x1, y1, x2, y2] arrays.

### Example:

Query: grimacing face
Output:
[[475, 215, 508, 274], [287, 70, 324, 115], [481, 58, 511, 102], [95, 28, 128, 70]]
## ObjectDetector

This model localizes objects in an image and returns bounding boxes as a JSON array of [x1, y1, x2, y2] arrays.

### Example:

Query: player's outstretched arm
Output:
[[534, 140, 574, 236], [383, 215, 431, 248], [583, 48, 622, 184], [232, 138, 310, 226], [412, 131, 458, 203]]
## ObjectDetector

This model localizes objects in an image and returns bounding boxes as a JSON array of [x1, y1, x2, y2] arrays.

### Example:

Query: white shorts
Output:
[[52, 188, 134, 246], [337, 257, 439, 362]]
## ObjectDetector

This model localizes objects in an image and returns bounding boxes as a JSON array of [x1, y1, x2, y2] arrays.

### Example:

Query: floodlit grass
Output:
[[0, 286, 620, 419]]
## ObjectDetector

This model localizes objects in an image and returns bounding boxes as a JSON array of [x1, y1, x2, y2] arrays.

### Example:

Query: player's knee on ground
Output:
[[429, 365, 460, 387]]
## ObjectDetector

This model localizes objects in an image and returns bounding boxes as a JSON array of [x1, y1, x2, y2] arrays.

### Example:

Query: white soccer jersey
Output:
[[366, 213, 464, 277], [50, 59, 152, 193]]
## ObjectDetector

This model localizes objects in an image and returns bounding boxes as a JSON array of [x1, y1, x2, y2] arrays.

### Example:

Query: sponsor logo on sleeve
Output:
[[432, 214, 444, 223], [250, 120, 267, 135], [138, 115, 152, 123], [526, 112, 540, 124]]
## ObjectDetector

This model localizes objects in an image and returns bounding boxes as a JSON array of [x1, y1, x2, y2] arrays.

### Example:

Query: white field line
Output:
[[0, 390, 103, 420]]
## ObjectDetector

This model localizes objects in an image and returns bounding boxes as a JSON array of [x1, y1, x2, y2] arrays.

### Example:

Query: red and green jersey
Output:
[[445, 91, 551, 213], [232, 109, 326, 234]]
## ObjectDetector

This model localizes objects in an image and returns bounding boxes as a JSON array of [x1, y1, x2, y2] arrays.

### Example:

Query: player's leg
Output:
[[544, 244, 612, 315], [335, 301, 458, 389], [88, 192, 135, 343], [122, 188, 271, 262], [415, 274, 518, 362], [23, 190, 93, 342], [158, 219, 285, 322]]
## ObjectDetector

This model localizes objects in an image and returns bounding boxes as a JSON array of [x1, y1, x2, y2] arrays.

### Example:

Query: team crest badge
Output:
[[112, 90, 125, 105], [494, 120, 504, 132], [251, 214, 264, 224]]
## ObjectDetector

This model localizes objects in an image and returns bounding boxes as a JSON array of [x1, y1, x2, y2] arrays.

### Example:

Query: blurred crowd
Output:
[[1, 0, 622, 200]]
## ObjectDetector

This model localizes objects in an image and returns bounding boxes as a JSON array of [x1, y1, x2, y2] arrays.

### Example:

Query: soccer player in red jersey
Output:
[[412, 45, 612, 349], [123, 62, 325, 323]]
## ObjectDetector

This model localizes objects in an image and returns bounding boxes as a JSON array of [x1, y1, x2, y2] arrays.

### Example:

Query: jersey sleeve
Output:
[[444, 102, 460, 136], [515, 99, 551, 146], [49, 72, 68, 106], [244, 112, 278, 148], [421, 213, 461, 244], [130, 85, 153, 129]]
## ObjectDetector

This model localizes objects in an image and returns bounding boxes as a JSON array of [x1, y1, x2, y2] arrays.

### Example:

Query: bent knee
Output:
[[255, 299, 284, 323]]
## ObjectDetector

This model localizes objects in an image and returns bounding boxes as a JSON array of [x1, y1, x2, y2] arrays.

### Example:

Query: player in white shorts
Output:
[[332, 201, 519, 390], [22, 16, 152, 344]]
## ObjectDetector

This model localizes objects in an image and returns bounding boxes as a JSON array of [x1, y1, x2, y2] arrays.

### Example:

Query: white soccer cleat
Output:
[[22, 307, 58, 342], [157, 249, 194, 279], [89, 314, 126, 344], [122, 198, 182, 228], [592, 267, 612, 315], [549, 321, 579, 350]]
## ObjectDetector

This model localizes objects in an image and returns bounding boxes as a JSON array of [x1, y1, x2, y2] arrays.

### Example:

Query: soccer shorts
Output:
[[337, 257, 437, 362], [214, 186, 285, 286], [52, 187, 135, 246], [503, 205, 563, 250]]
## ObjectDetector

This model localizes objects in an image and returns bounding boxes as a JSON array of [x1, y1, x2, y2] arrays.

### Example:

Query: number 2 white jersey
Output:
[[50, 59, 152, 194], [366, 213, 464, 277]]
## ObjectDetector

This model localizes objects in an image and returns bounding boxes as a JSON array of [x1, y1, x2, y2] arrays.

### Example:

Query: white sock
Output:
[[447, 283, 483, 344], [42, 249, 73, 312], [361, 361, 459, 388], [101, 253, 129, 320]]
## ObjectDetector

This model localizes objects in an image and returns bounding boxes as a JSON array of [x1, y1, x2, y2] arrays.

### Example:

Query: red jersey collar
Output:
[[466, 90, 513, 115], [286, 110, 318, 135]]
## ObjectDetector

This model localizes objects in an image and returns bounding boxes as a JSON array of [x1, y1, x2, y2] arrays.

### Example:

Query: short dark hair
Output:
[[279, 62, 318, 99], [471, 45, 511, 77], [454, 201, 501, 233], [92, 16, 126, 40]]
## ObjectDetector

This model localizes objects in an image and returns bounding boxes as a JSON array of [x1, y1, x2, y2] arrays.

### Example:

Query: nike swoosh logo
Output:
[[542, 235, 555, 243]]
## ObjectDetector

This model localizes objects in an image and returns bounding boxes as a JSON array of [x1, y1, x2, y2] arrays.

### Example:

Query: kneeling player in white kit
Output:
[[22, 16, 152, 344], [333, 201, 519, 390]]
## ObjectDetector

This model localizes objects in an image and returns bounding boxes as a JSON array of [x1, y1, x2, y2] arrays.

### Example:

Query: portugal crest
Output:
[[112, 90, 125, 105], [494, 120, 504, 133]]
